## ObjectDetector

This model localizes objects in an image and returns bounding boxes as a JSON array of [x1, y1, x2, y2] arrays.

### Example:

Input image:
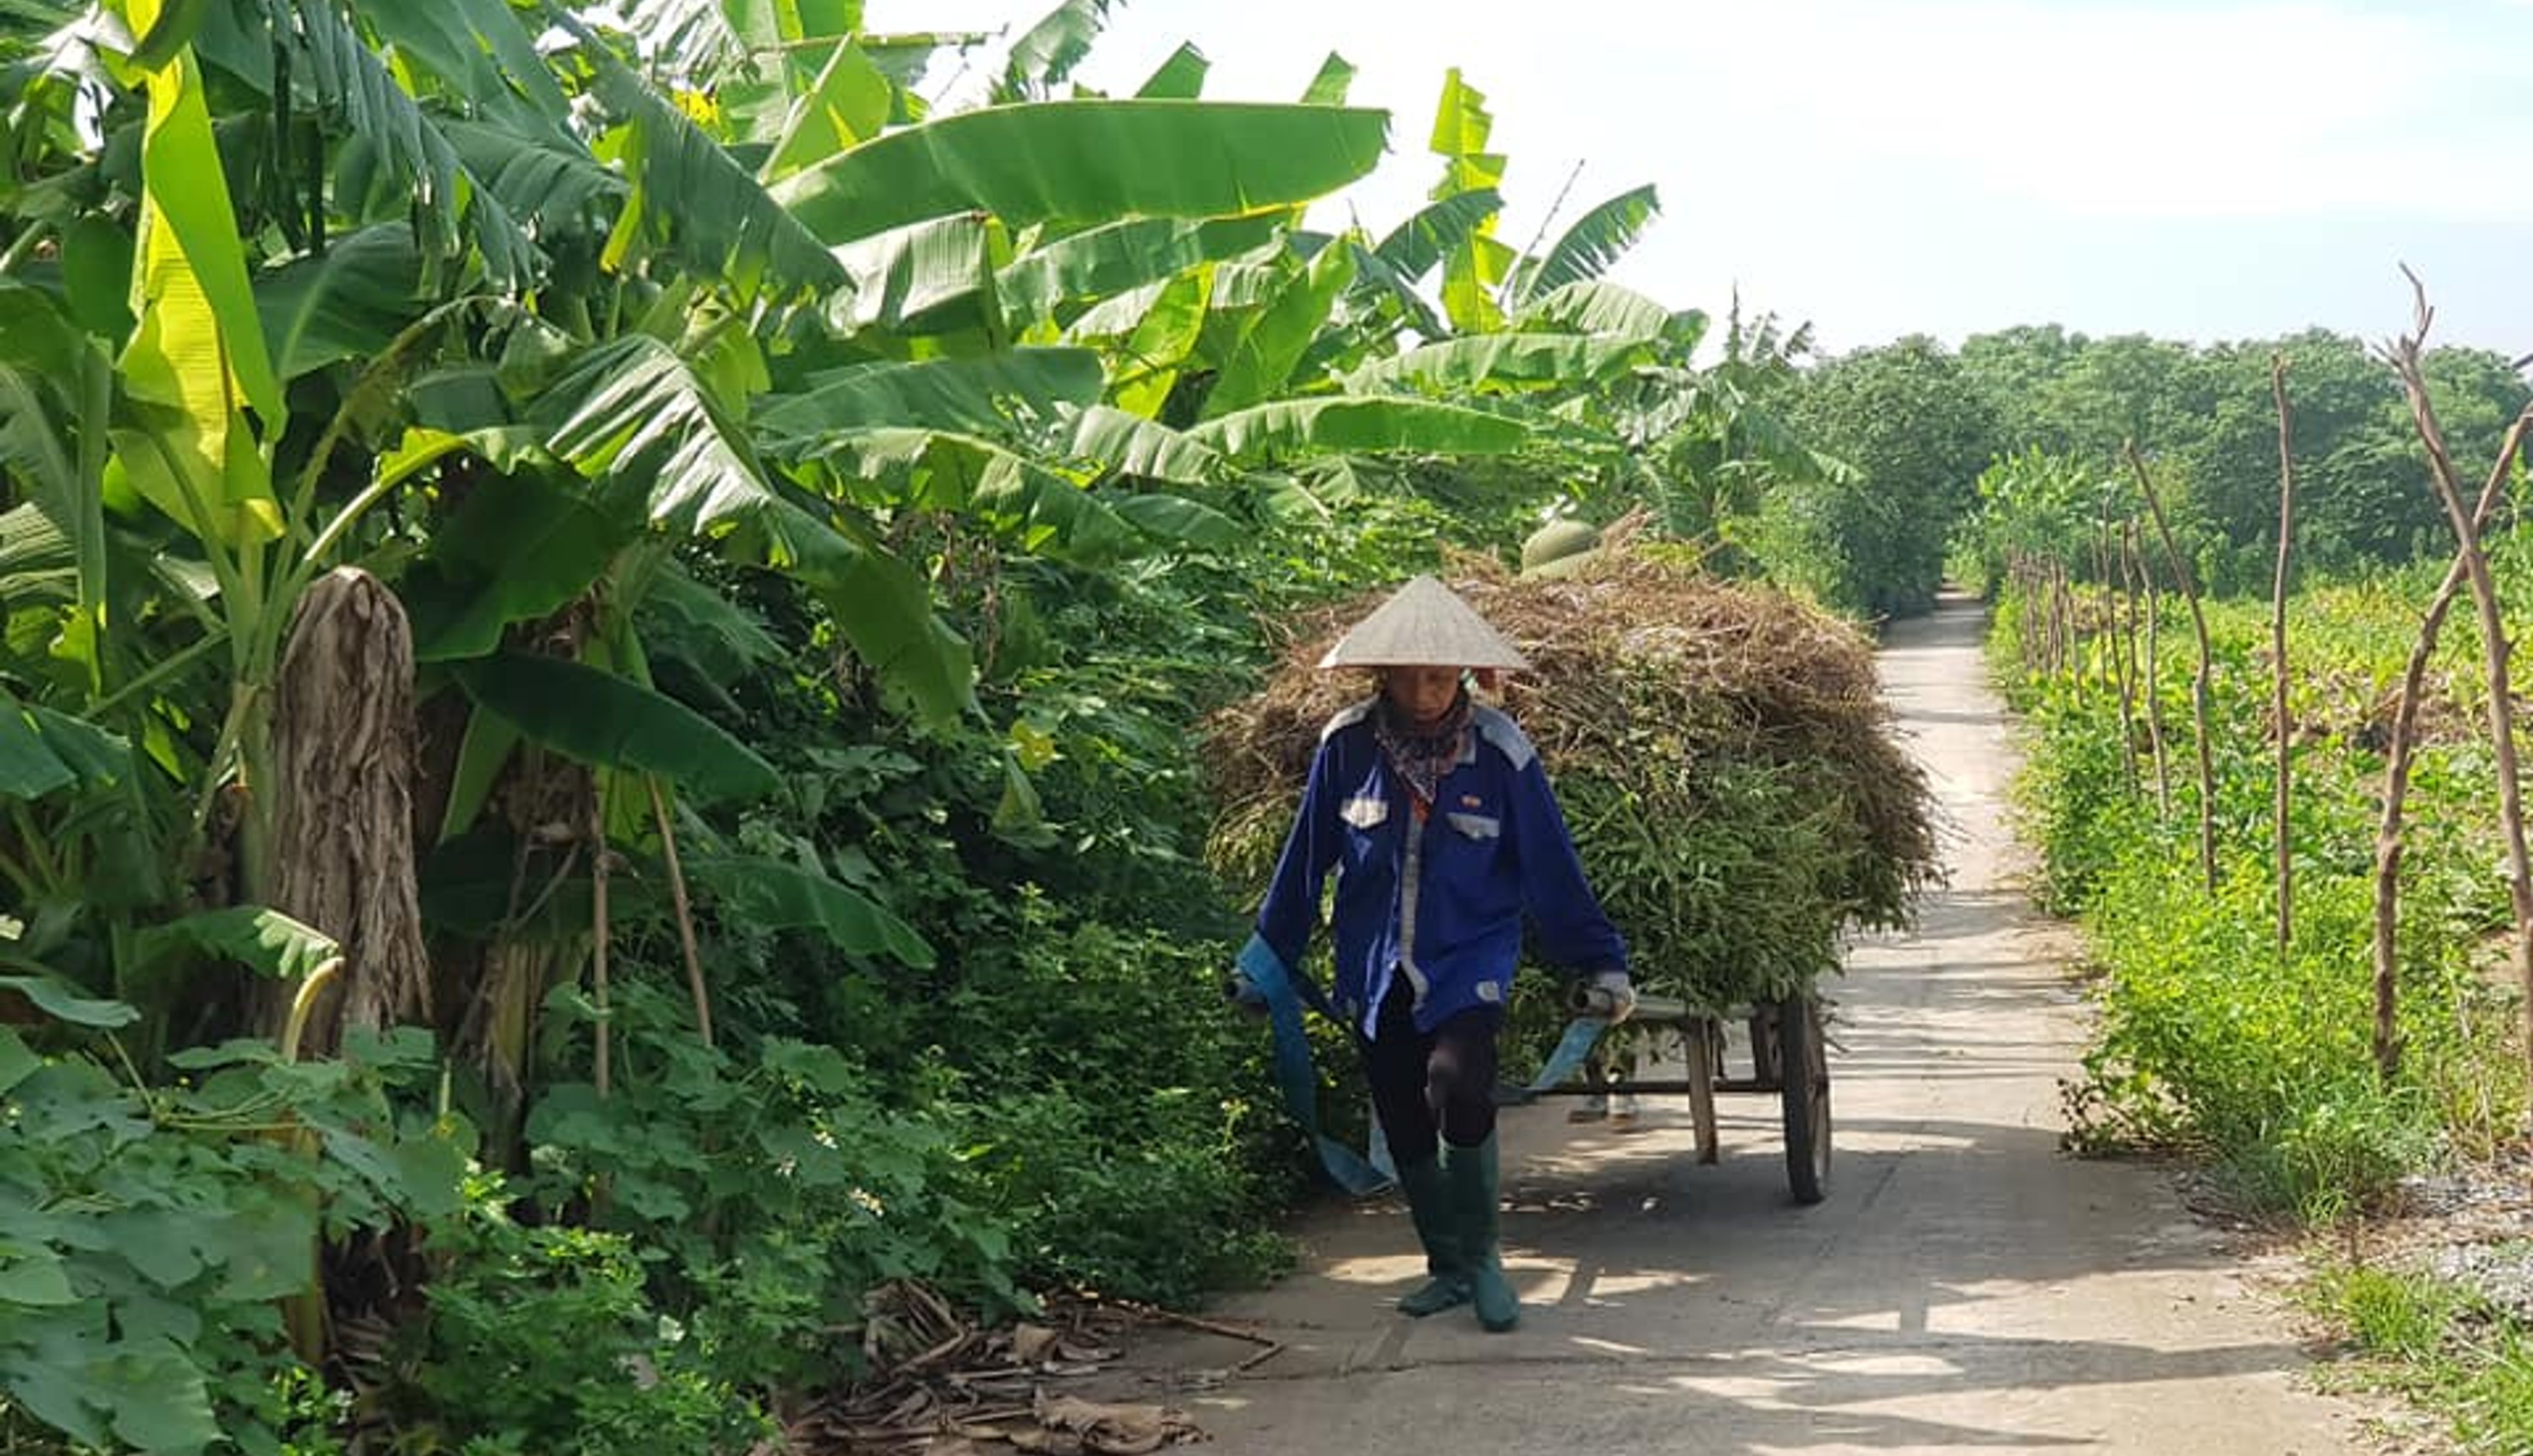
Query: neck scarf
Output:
[[1373, 684, 1471, 808]]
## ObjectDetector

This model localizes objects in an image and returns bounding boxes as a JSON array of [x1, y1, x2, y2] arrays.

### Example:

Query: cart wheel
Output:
[[1778, 996, 1830, 1204]]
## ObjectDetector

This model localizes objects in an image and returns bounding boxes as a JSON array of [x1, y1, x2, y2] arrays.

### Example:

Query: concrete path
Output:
[[1129, 596, 2371, 1454]]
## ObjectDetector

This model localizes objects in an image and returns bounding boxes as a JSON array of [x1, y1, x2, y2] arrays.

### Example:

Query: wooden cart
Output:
[[1521, 992, 1832, 1205]]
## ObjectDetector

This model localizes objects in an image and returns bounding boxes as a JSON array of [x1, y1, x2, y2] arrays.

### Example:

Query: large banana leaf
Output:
[[1423, 69, 1511, 335], [0, 286, 85, 510], [762, 38, 893, 182], [254, 224, 427, 381], [1348, 332, 1653, 396], [1514, 183, 1660, 305], [128, 906, 338, 983], [1300, 52, 1356, 105], [111, 12, 284, 546], [832, 213, 999, 336], [1088, 268, 1210, 417], [0, 686, 129, 801], [805, 428, 1138, 562], [400, 474, 639, 663], [274, 0, 542, 288], [774, 100, 1388, 245], [456, 652, 780, 803], [1136, 42, 1207, 99], [537, 335, 974, 725], [759, 348, 1105, 440], [447, 121, 626, 241], [685, 855, 933, 967], [1202, 241, 1355, 418], [1188, 397, 1530, 460], [997, 0, 1115, 101], [591, 64, 848, 302], [1063, 406, 1220, 484], [1516, 280, 1691, 345], [1371, 189, 1501, 285], [999, 213, 1280, 326], [356, 0, 571, 131]]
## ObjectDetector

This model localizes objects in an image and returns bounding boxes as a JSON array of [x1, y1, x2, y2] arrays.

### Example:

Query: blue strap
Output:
[[1526, 1014, 1613, 1096], [1236, 934, 1394, 1196]]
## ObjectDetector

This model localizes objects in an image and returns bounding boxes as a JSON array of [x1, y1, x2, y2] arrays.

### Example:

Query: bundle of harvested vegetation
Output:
[[1203, 547, 1939, 1014]]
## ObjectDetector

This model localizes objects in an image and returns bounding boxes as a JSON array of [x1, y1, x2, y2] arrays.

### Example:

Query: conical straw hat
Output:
[[1317, 575, 1531, 670]]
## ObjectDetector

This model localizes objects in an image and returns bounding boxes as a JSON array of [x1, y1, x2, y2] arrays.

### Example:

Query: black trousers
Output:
[[1361, 982, 1503, 1168]]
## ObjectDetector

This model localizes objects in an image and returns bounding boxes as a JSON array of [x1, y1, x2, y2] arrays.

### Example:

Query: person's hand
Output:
[[1224, 973, 1271, 1020], [1590, 969, 1637, 1024]]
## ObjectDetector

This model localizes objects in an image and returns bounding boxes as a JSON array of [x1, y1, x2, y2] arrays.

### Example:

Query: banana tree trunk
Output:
[[265, 568, 432, 1054]]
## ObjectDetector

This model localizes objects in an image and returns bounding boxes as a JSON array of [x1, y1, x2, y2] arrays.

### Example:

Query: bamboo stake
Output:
[[2385, 273, 2533, 1097], [590, 789, 611, 1098], [650, 776, 716, 1049], [2368, 412, 2531, 1083], [2134, 522, 2173, 817], [2127, 440, 2217, 895], [2270, 353, 2298, 959], [2106, 517, 2140, 797]]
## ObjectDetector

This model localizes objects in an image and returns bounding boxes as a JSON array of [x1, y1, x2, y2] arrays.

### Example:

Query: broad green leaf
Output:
[[1515, 280, 1685, 344], [997, 0, 1114, 100], [759, 349, 1105, 440], [255, 224, 427, 381], [1442, 231, 1514, 336], [539, 333, 976, 726], [730, 499, 976, 725], [775, 100, 1388, 245], [1203, 242, 1356, 417], [1081, 268, 1211, 418], [0, 286, 87, 510], [0, 973, 139, 1027], [361, 0, 571, 131], [540, 334, 786, 539], [112, 9, 284, 544], [449, 120, 625, 238], [0, 694, 129, 800], [809, 429, 1137, 562], [638, 561, 784, 686], [0, 1251, 77, 1306], [832, 212, 998, 335], [0, 1025, 38, 1095], [593, 63, 849, 302], [1519, 183, 1660, 302], [1300, 51, 1356, 105], [402, 475, 640, 662], [1064, 405, 1220, 483], [435, 706, 519, 843], [129, 905, 340, 982], [456, 652, 781, 802], [0, 689, 75, 800], [1371, 189, 1502, 285], [685, 855, 933, 967], [1348, 332, 1653, 396], [0, 503, 73, 605], [1427, 67, 1505, 199], [272, 0, 542, 288], [1111, 492, 1239, 549], [1136, 41, 1207, 99], [1186, 396, 1531, 460], [1000, 213, 1280, 326], [763, 39, 892, 181]]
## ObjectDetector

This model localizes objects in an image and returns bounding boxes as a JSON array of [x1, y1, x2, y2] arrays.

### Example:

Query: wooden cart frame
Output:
[[1521, 994, 1832, 1204]]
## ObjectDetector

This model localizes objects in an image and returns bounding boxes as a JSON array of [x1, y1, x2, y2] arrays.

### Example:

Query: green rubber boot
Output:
[[1394, 1159, 1471, 1317], [1445, 1134, 1519, 1333]]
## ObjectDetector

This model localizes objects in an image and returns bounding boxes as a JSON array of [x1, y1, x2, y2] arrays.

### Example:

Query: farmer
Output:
[[1232, 575, 1634, 1333]]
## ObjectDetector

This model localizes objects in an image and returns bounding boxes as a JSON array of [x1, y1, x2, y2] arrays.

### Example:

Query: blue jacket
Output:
[[1253, 698, 1628, 1036]]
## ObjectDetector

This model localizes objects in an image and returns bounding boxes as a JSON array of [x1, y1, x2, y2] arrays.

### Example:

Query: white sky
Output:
[[869, 0, 2533, 359]]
